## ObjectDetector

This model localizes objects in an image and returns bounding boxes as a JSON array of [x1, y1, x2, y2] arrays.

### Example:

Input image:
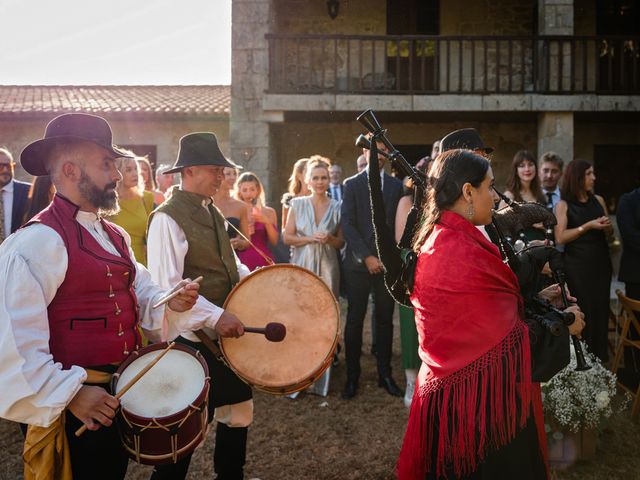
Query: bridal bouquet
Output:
[[541, 342, 626, 433]]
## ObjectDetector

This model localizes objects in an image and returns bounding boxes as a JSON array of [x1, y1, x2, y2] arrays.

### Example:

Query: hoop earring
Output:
[[467, 202, 474, 219]]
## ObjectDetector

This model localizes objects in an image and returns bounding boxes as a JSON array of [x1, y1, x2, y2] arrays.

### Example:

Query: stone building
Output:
[[0, 85, 230, 181], [231, 0, 640, 211]]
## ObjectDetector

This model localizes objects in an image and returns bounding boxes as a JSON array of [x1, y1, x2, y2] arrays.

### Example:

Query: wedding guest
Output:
[[23, 175, 56, 222], [153, 163, 176, 205], [499, 150, 547, 242], [617, 185, 640, 385], [281, 158, 310, 227], [213, 166, 251, 254], [283, 157, 344, 396], [108, 152, 154, 266], [136, 156, 155, 193], [555, 159, 612, 361], [235, 172, 278, 270]]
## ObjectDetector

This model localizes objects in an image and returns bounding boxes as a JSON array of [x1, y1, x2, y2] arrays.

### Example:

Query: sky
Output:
[[0, 0, 232, 85]]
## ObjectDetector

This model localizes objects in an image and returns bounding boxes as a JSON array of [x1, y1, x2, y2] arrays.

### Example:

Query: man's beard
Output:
[[78, 169, 120, 216]]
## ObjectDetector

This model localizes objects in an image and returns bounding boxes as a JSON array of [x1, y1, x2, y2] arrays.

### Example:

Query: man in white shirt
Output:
[[539, 151, 564, 211], [147, 132, 252, 480], [328, 164, 343, 202], [0, 113, 200, 480]]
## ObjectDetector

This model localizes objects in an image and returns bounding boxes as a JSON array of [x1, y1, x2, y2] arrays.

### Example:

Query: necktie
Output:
[[545, 191, 554, 210], [0, 189, 5, 243]]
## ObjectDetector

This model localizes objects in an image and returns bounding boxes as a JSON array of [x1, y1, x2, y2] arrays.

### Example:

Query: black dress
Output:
[[563, 195, 612, 361], [226, 216, 241, 239]]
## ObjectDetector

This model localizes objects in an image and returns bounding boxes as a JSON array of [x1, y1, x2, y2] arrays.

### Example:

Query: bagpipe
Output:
[[356, 109, 590, 375]]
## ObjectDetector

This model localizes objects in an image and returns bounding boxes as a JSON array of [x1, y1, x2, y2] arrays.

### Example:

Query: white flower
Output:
[[541, 341, 621, 433], [596, 391, 610, 408]]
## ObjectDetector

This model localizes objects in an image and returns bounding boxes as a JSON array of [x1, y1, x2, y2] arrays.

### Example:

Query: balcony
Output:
[[266, 34, 640, 95]]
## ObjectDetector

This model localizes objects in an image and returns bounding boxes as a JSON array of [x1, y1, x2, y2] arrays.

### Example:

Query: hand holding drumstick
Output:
[[152, 276, 203, 311], [74, 342, 176, 436]]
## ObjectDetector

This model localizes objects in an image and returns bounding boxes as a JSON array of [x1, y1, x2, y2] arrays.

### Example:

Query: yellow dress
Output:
[[108, 191, 154, 266]]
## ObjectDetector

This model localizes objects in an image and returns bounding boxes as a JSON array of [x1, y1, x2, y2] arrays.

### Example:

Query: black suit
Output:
[[340, 170, 403, 381], [8, 180, 30, 233], [617, 188, 640, 383]]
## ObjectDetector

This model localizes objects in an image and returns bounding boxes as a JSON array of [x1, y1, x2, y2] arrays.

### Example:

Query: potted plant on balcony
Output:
[[541, 342, 628, 468]]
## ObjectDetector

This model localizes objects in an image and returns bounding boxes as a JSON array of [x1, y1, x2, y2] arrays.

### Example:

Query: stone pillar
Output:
[[537, 1, 574, 161], [537, 112, 574, 162], [231, 0, 274, 197]]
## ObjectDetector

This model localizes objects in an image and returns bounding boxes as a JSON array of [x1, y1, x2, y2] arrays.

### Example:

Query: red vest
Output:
[[27, 194, 141, 369]]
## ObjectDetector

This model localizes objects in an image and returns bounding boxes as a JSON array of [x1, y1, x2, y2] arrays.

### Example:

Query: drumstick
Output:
[[244, 322, 287, 342], [74, 341, 176, 437], [152, 276, 204, 309]]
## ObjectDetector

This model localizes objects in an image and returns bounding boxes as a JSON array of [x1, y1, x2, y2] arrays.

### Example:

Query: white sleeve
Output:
[[235, 249, 250, 279], [147, 212, 224, 340], [0, 226, 87, 427]]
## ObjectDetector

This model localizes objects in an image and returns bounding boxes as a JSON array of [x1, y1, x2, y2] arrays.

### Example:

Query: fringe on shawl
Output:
[[397, 320, 534, 479]]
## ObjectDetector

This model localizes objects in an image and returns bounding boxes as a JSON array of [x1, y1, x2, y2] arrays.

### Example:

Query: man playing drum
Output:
[[0, 113, 201, 480], [147, 132, 252, 480]]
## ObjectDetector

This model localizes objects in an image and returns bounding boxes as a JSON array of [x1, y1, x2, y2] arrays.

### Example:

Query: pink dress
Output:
[[237, 221, 274, 271]]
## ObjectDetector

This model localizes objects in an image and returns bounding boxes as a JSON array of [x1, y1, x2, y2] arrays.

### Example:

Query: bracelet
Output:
[[578, 225, 584, 233]]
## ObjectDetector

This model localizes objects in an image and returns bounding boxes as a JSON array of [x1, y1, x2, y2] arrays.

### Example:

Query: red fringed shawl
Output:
[[397, 211, 543, 479]]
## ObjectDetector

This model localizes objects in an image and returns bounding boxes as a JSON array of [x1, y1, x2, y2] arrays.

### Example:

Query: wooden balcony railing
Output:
[[266, 34, 640, 95]]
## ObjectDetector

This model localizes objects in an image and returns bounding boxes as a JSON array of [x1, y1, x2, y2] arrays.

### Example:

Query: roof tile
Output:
[[0, 85, 230, 116]]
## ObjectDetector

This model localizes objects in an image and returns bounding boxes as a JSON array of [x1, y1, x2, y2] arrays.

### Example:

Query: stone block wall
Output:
[[273, 0, 386, 35], [441, 0, 535, 36]]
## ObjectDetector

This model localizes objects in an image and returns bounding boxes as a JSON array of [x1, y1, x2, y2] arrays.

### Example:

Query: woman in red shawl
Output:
[[397, 149, 577, 479]]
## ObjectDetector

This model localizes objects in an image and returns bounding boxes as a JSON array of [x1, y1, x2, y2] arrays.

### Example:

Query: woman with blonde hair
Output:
[[281, 157, 310, 226], [108, 151, 154, 265], [283, 157, 343, 396], [136, 156, 156, 193], [283, 157, 344, 297], [234, 172, 278, 270], [213, 166, 252, 253]]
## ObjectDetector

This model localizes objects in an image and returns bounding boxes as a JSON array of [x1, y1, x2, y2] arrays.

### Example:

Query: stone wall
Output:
[[274, 0, 386, 35], [0, 116, 229, 182], [231, 0, 273, 193], [441, 0, 535, 35]]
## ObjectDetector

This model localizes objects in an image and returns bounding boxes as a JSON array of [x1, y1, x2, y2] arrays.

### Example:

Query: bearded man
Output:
[[0, 113, 200, 480]]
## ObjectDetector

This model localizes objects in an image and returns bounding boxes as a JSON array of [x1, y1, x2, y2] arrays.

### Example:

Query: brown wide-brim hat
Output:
[[20, 113, 133, 176], [440, 128, 494, 154], [164, 132, 241, 174]]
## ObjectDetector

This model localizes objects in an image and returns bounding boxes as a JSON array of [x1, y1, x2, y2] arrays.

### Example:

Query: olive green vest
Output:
[[151, 189, 240, 306]]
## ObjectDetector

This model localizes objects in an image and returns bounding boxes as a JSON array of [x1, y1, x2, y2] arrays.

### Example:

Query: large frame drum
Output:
[[111, 342, 210, 465], [220, 264, 340, 394]]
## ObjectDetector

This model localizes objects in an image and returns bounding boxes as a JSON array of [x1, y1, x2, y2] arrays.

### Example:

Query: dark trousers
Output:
[[65, 410, 129, 480], [150, 336, 251, 480], [344, 269, 396, 381], [623, 282, 640, 386]]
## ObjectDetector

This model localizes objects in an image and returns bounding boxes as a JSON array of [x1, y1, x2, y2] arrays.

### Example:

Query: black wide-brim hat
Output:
[[164, 132, 241, 174], [440, 128, 494, 154], [21, 113, 133, 176]]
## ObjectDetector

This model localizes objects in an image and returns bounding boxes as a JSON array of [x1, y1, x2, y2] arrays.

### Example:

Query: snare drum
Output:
[[220, 264, 340, 395], [112, 342, 210, 465]]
